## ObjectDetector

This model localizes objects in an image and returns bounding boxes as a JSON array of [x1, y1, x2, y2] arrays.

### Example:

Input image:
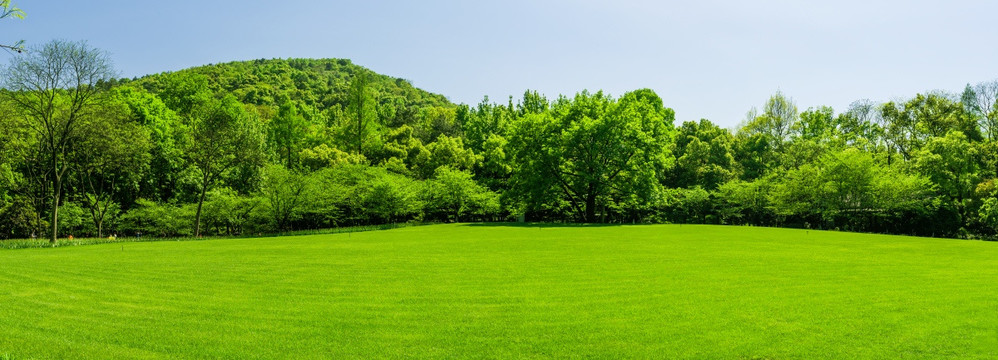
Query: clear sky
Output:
[[5, 0, 998, 128]]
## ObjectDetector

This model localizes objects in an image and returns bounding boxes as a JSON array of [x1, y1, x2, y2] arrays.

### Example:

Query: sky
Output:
[[4, 0, 998, 128]]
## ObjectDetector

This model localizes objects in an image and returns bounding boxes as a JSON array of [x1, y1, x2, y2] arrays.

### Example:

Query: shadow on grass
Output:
[[460, 222, 624, 229], [0, 222, 431, 250]]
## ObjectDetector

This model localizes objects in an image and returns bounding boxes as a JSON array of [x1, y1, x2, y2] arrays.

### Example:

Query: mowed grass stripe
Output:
[[1, 224, 996, 359]]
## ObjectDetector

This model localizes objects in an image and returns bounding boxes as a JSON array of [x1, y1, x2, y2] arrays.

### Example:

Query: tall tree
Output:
[[913, 131, 980, 226], [73, 99, 152, 238], [346, 70, 376, 156], [268, 100, 307, 169], [968, 80, 998, 141], [744, 91, 798, 150], [2, 40, 115, 243], [184, 95, 265, 237]]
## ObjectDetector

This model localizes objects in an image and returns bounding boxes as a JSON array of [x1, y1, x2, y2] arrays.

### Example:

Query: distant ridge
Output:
[[128, 58, 454, 110]]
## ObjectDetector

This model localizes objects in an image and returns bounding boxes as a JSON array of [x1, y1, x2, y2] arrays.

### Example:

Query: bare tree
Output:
[[2, 40, 116, 243], [763, 91, 798, 145], [972, 80, 998, 141]]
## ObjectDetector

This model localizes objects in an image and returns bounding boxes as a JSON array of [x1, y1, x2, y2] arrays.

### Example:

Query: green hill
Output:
[[129, 58, 454, 111]]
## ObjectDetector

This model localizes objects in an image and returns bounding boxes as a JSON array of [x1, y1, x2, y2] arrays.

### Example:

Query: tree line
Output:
[[2, 40, 998, 242]]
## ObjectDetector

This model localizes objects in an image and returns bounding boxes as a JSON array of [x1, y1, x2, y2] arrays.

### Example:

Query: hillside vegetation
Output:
[[3, 40, 998, 241], [130, 58, 453, 111]]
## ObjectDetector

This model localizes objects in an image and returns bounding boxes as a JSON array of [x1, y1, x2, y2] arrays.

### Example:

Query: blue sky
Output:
[[5, 0, 998, 127]]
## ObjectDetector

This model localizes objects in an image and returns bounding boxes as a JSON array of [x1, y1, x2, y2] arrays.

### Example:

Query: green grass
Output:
[[1, 224, 996, 359]]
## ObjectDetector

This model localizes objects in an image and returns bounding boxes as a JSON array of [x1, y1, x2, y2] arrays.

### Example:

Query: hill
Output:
[[1, 224, 996, 358], [128, 58, 454, 111]]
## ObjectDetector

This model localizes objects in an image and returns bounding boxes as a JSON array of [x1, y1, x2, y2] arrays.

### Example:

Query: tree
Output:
[[2, 40, 115, 243], [768, 148, 934, 231], [0, 0, 25, 53], [426, 166, 499, 222], [260, 164, 309, 231], [508, 89, 673, 222], [744, 91, 798, 149], [913, 131, 979, 226], [346, 70, 377, 156], [268, 100, 308, 169], [837, 100, 883, 151], [112, 86, 185, 202], [187, 95, 265, 237], [157, 72, 266, 236], [968, 80, 998, 141], [793, 106, 835, 142], [414, 134, 479, 179], [670, 119, 737, 190], [73, 98, 152, 238]]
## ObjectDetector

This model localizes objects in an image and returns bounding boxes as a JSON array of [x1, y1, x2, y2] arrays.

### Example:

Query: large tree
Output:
[[509, 89, 673, 222], [2, 40, 115, 243], [72, 99, 152, 238], [159, 72, 266, 237], [670, 119, 737, 190], [185, 95, 265, 237]]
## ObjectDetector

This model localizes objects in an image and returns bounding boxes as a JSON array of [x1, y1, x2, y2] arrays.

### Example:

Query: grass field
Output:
[[1, 224, 997, 359]]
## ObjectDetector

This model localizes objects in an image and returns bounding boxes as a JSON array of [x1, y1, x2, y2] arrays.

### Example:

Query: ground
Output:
[[1, 224, 996, 359]]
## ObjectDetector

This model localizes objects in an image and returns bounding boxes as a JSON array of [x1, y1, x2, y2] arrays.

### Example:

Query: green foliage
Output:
[[0, 0, 24, 20], [979, 197, 998, 235], [716, 178, 774, 225], [425, 166, 500, 222], [133, 58, 451, 110], [3, 53, 998, 240], [913, 131, 979, 204], [260, 165, 309, 231], [743, 91, 797, 148], [671, 119, 737, 190], [200, 188, 261, 235], [0, 0, 25, 53], [415, 134, 479, 179], [508, 89, 674, 222], [766, 148, 935, 231], [111, 86, 185, 201], [344, 70, 378, 155], [120, 199, 194, 237], [268, 100, 308, 168], [307, 164, 424, 226]]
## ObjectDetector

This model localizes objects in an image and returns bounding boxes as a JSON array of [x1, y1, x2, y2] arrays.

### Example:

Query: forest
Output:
[[2, 39, 998, 241]]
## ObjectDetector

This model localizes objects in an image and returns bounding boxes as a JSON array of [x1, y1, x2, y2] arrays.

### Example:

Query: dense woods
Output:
[[2, 40, 998, 240]]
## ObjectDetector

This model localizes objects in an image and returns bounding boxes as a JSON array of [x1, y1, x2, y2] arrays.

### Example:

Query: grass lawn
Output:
[[1, 224, 997, 359]]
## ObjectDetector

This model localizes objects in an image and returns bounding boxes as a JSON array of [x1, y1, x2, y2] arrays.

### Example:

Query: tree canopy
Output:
[[3, 54, 998, 241]]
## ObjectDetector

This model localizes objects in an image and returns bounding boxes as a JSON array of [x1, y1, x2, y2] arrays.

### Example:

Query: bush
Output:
[[425, 166, 499, 222], [120, 199, 194, 237]]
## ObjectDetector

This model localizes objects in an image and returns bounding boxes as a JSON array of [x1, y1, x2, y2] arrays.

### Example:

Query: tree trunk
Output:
[[585, 183, 596, 223], [51, 184, 60, 244], [357, 108, 363, 156], [194, 177, 209, 237], [51, 161, 61, 244]]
